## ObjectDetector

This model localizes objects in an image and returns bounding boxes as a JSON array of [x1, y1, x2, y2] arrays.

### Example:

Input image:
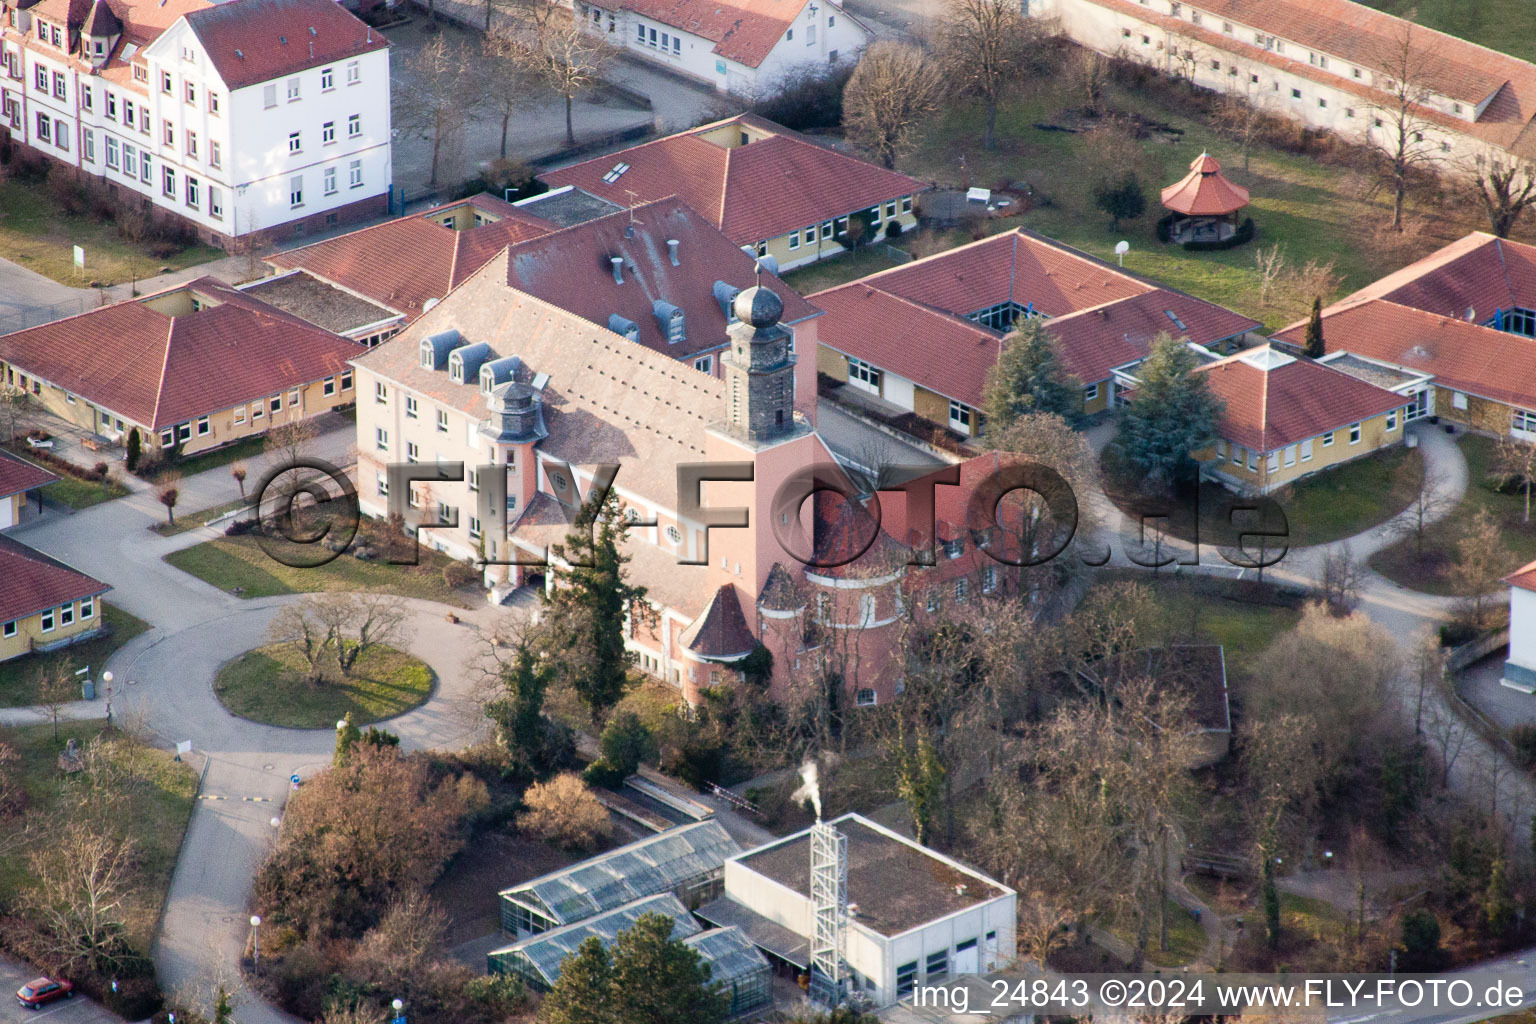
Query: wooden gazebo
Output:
[[1160, 152, 1250, 244]]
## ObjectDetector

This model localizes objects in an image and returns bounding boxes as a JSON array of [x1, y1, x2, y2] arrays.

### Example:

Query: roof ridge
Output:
[[148, 314, 178, 430]]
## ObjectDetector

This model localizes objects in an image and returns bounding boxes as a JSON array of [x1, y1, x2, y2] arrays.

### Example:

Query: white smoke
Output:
[[791, 760, 822, 821]]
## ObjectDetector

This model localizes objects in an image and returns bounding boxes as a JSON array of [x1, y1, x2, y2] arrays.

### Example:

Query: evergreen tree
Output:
[[1114, 334, 1225, 489], [538, 915, 727, 1024], [333, 712, 362, 767], [981, 319, 1084, 431], [125, 428, 141, 473], [545, 492, 648, 721], [1485, 858, 1517, 940], [539, 937, 620, 1024], [609, 913, 729, 1024], [1303, 296, 1326, 358], [1093, 172, 1147, 230], [486, 641, 554, 772], [583, 711, 657, 788]]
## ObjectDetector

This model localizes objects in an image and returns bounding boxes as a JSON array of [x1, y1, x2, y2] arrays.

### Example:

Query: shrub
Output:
[[102, 974, 164, 1021], [92, 461, 109, 478], [517, 773, 611, 850], [125, 428, 141, 472], [748, 64, 854, 131], [884, 220, 902, 239], [442, 560, 479, 588], [1438, 621, 1478, 648], [582, 711, 656, 788], [47, 165, 90, 217]]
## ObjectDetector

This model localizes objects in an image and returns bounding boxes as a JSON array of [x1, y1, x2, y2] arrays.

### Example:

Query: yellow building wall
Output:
[[756, 204, 920, 269], [913, 385, 950, 426], [1082, 381, 1110, 416], [1436, 387, 1513, 436], [0, 596, 103, 663], [1198, 408, 1405, 492]]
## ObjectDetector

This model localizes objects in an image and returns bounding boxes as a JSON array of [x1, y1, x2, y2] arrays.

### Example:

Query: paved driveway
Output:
[[0, 960, 118, 1024]]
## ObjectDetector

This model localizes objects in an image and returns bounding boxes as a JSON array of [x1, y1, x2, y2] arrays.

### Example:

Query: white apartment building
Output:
[[0, 0, 391, 246], [575, 0, 868, 95], [1034, 0, 1536, 169]]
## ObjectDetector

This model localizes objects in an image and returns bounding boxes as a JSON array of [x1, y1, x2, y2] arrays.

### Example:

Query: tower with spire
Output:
[[722, 277, 798, 444]]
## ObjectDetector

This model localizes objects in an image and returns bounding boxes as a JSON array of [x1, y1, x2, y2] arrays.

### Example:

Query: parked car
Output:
[[16, 977, 73, 1009]]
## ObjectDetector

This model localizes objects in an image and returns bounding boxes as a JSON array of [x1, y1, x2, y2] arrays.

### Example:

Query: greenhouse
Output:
[[684, 923, 774, 1016], [498, 819, 741, 936], [488, 894, 701, 988]]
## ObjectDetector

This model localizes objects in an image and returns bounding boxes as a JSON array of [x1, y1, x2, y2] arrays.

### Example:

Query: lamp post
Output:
[[270, 816, 281, 852], [391, 998, 405, 1024], [101, 671, 113, 728], [250, 915, 262, 967]]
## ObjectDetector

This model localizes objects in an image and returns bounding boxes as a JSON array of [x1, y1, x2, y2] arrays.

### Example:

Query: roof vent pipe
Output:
[[667, 239, 680, 266], [611, 256, 624, 284]]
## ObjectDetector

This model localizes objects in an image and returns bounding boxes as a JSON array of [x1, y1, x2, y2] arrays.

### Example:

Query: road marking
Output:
[[197, 795, 273, 802]]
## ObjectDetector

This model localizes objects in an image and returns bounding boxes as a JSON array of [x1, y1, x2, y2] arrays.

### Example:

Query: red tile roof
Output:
[[0, 277, 364, 429], [24, 0, 213, 89], [1273, 233, 1536, 410], [1507, 558, 1536, 592], [1076, 0, 1536, 160], [680, 585, 757, 659], [184, 0, 388, 91], [539, 114, 927, 246], [0, 534, 110, 626], [811, 228, 1259, 404], [1160, 152, 1250, 217], [0, 451, 58, 501], [267, 195, 555, 322], [586, 0, 812, 67], [1195, 346, 1406, 453], [499, 196, 819, 361]]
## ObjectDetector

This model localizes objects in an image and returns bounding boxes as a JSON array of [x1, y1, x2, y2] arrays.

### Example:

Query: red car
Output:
[[16, 977, 73, 1009]]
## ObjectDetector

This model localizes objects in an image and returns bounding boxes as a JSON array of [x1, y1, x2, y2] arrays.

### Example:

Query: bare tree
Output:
[[1167, 32, 1202, 86], [333, 593, 413, 677], [1317, 544, 1366, 616], [842, 42, 944, 170], [497, 11, 617, 149], [155, 474, 181, 526], [518, 773, 611, 849], [481, 33, 547, 161], [938, 0, 1036, 150], [1242, 712, 1325, 949], [1367, 22, 1444, 230], [268, 599, 332, 685], [1072, 46, 1110, 116], [1254, 244, 1287, 308], [25, 820, 136, 973], [34, 663, 76, 741], [264, 417, 317, 468], [1454, 507, 1506, 626], [1390, 461, 1453, 557], [1493, 433, 1536, 522], [1469, 156, 1536, 239], [1215, 89, 1265, 173], [0, 381, 31, 443], [1408, 626, 1445, 736], [394, 35, 480, 186], [231, 462, 249, 501]]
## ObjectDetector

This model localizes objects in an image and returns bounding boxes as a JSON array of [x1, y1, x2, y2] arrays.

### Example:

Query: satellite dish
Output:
[[1114, 240, 1130, 255]]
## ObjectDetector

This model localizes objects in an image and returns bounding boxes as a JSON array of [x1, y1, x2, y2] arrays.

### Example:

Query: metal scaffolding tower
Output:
[[808, 820, 847, 1007]]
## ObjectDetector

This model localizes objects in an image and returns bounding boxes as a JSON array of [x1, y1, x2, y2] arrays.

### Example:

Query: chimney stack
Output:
[[667, 239, 680, 266], [610, 256, 624, 284]]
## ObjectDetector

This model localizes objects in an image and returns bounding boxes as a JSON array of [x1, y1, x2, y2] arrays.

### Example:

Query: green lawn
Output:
[[141, 434, 269, 485], [0, 179, 220, 287], [0, 445, 130, 508], [1271, 446, 1424, 548], [0, 721, 197, 948], [0, 604, 150, 707], [151, 497, 251, 537], [1361, 0, 1536, 63], [214, 643, 434, 728], [781, 244, 910, 295], [1369, 433, 1536, 595], [897, 76, 1506, 332], [164, 534, 475, 607], [1106, 899, 1206, 968]]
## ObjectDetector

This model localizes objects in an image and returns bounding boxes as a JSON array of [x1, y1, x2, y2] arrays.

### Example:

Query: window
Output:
[[1301, 438, 1314, 462], [348, 114, 361, 138], [1386, 410, 1399, 431], [435, 408, 449, 433], [468, 469, 480, 492], [901, 195, 913, 213], [46, 119, 64, 150], [341, 371, 353, 391], [349, 159, 362, 188], [1283, 445, 1296, 468], [323, 377, 337, 397], [848, 357, 881, 391], [673, 36, 680, 54], [1452, 391, 1468, 410], [195, 415, 210, 437], [80, 597, 94, 620], [666, 524, 682, 544], [139, 106, 149, 133], [186, 176, 198, 207], [405, 395, 419, 418], [40, 609, 54, 633], [234, 406, 245, 425], [926, 949, 949, 980], [34, 112, 49, 142], [897, 962, 919, 998], [1085, 382, 1099, 402], [321, 121, 336, 145], [161, 70, 172, 94], [1291, 87, 1302, 99], [267, 396, 281, 415], [324, 166, 337, 195], [252, 402, 263, 420], [106, 91, 118, 118], [209, 92, 220, 115], [376, 471, 389, 497], [33, 65, 44, 91], [661, 31, 669, 47], [1266, 452, 1279, 473], [209, 187, 223, 219], [375, 381, 387, 403], [210, 141, 221, 168], [469, 516, 482, 540], [164, 121, 174, 146], [346, 60, 360, 85], [288, 389, 300, 408], [3, 621, 14, 639], [185, 80, 196, 104], [1349, 422, 1362, 444], [162, 166, 175, 198], [1318, 98, 1327, 108], [638, 22, 645, 41], [321, 67, 334, 91], [286, 76, 300, 101], [855, 688, 877, 707], [1322, 431, 1334, 447], [1230, 444, 1244, 465], [288, 131, 301, 154], [1514, 409, 1536, 434], [263, 83, 277, 108], [788, 229, 800, 250], [953, 577, 969, 604], [186, 130, 197, 158], [406, 441, 419, 463], [289, 175, 303, 207], [786, 28, 793, 40], [375, 427, 388, 451], [83, 129, 94, 162], [948, 400, 972, 433], [693, 355, 713, 373]]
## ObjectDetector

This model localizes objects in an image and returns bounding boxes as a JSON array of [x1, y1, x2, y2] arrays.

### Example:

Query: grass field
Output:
[[0, 604, 151, 707], [1271, 446, 1424, 548], [164, 534, 475, 607], [0, 179, 219, 288], [150, 497, 251, 537], [0, 445, 130, 509], [1361, 0, 1536, 63], [0, 721, 197, 949], [1369, 433, 1536, 595], [1105, 899, 1207, 968], [214, 643, 434, 728]]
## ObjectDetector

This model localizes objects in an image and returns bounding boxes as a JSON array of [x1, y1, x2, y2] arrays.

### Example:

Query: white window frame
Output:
[[1349, 422, 1362, 444]]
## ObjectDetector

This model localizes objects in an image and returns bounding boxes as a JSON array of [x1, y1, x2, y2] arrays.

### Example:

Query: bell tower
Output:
[[722, 282, 796, 444]]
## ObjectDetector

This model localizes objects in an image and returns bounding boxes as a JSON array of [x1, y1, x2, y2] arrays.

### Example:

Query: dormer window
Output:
[[420, 340, 435, 368]]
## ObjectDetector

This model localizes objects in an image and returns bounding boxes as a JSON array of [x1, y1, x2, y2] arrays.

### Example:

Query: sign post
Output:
[[72, 246, 85, 277]]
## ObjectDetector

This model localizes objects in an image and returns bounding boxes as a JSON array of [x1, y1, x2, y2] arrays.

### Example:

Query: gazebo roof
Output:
[[1161, 152, 1250, 217]]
